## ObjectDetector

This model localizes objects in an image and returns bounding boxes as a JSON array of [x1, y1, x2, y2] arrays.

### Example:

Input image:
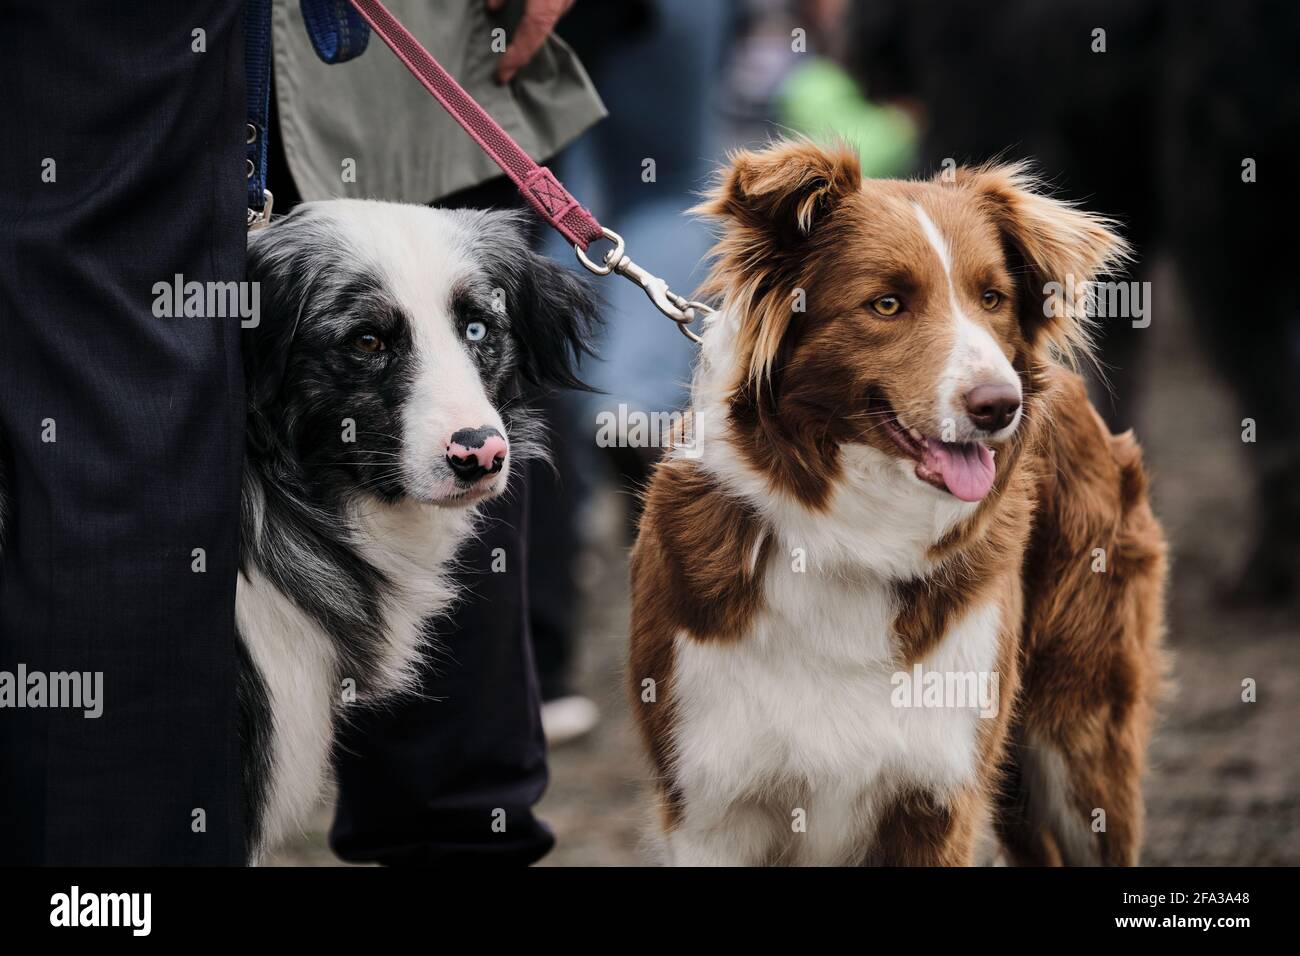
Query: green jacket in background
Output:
[[273, 0, 606, 203]]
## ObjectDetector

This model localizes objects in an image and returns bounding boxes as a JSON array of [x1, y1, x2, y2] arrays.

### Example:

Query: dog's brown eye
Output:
[[353, 333, 385, 353], [981, 290, 1002, 311], [871, 295, 903, 317]]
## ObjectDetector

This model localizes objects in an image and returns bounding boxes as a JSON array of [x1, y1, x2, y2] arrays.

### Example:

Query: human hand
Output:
[[486, 0, 576, 84]]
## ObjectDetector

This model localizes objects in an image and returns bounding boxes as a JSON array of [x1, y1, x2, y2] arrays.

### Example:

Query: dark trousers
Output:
[[0, 2, 247, 863]]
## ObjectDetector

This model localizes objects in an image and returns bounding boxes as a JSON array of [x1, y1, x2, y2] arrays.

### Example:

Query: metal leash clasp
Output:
[[575, 228, 710, 343], [247, 189, 275, 232]]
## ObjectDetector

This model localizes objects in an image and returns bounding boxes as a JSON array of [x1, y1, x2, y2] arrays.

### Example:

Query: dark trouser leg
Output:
[[527, 392, 583, 702], [329, 176, 554, 864], [0, 1, 246, 863]]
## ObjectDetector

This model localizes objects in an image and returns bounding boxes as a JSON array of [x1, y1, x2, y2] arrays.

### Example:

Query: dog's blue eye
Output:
[[465, 322, 487, 342]]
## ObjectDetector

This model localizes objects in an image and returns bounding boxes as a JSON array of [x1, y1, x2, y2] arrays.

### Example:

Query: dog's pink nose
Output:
[[446, 426, 507, 482]]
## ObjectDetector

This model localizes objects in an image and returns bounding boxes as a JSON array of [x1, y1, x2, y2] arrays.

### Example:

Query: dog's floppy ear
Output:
[[698, 139, 862, 245], [512, 248, 601, 392], [243, 206, 335, 423], [695, 140, 862, 386], [244, 220, 306, 416], [956, 162, 1130, 366]]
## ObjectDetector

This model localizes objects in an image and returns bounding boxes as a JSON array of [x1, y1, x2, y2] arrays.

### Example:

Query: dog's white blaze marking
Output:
[[397, 246, 510, 500], [913, 204, 1021, 439], [915, 203, 954, 277], [668, 593, 1003, 865], [403, 308, 508, 499]]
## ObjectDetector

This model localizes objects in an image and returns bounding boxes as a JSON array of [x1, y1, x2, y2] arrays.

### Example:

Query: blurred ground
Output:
[[270, 260, 1299, 867], [1123, 272, 1300, 865]]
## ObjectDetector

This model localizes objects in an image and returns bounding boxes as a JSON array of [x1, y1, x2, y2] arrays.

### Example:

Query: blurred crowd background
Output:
[[274, 0, 1300, 865]]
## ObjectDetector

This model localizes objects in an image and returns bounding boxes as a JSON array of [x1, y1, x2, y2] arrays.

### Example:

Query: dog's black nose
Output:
[[964, 383, 1021, 432], [446, 426, 507, 482]]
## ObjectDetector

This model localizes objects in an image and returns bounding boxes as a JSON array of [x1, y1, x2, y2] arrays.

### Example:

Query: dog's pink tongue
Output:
[[922, 439, 996, 502]]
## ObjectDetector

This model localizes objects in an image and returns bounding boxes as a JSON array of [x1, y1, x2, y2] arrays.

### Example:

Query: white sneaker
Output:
[[541, 695, 600, 747]]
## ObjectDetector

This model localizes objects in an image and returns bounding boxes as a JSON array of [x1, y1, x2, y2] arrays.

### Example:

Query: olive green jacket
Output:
[[272, 0, 606, 203]]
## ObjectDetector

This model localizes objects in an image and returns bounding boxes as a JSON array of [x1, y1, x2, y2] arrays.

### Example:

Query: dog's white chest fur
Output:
[[667, 429, 1002, 865], [671, 562, 1002, 865], [236, 498, 469, 857], [236, 565, 339, 855]]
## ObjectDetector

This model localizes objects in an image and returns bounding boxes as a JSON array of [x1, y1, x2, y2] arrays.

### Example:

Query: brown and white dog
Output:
[[628, 141, 1167, 866]]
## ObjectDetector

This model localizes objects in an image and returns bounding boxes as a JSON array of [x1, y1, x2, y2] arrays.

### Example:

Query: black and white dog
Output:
[[1, 200, 598, 861]]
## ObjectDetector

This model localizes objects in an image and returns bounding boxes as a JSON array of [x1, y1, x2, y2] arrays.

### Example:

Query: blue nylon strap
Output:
[[299, 0, 372, 64], [244, 0, 272, 213], [245, 1, 369, 217]]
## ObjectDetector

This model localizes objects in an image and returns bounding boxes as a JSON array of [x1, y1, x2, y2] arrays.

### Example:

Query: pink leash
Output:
[[345, 0, 708, 342]]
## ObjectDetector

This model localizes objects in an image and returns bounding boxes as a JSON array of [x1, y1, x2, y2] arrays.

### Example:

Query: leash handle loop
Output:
[[300, 0, 372, 63]]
